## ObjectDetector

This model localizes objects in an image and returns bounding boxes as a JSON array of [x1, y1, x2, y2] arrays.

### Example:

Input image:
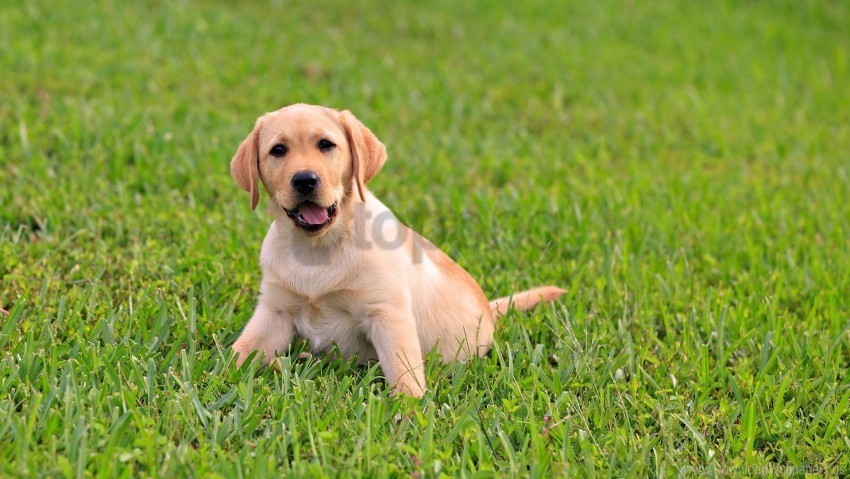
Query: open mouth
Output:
[[284, 201, 338, 233]]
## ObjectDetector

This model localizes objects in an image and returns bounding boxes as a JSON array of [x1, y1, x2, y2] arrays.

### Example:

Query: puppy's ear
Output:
[[340, 110, 387, 202], [230, 118, 263, 210]]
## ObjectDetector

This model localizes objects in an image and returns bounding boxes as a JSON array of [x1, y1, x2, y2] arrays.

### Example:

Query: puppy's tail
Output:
[[489, 286, 566, 316]]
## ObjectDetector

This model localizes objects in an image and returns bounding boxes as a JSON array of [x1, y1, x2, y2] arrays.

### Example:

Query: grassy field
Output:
[[2, 0, 849, 476]]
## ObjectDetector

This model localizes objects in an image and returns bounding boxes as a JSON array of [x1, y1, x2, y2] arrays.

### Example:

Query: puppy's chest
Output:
[[283, 291, 370, 355], [266, 245, 358, 299]]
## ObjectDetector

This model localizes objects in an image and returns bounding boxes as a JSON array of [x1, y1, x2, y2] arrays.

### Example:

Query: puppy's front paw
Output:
[[391, 377, 426, 398], [232, 336, 265, 367], [231, 345, 253, 367]]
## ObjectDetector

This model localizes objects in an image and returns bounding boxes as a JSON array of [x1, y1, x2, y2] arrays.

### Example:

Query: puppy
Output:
[[230, 103, 564, 396]]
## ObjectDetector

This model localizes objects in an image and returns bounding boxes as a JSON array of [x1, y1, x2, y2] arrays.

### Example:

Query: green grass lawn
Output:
[[2, 0, 849, 476]]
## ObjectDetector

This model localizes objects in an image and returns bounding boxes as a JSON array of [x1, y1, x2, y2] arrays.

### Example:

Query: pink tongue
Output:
[[299, 204, 329, 225]]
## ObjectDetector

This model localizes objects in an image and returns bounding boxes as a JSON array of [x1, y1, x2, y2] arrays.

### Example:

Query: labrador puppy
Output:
[[230, 103, 564, 396]]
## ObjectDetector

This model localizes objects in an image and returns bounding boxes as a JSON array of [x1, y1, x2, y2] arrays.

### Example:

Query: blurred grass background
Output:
[[1, 0, 849, 476]]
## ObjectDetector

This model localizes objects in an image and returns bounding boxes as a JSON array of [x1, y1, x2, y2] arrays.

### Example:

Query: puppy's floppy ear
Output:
[[230, 118, 263, 210], [340, 110, 387, 202]]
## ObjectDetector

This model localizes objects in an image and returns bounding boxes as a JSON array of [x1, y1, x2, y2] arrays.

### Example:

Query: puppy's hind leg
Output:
[[232, 301, 295, 367]]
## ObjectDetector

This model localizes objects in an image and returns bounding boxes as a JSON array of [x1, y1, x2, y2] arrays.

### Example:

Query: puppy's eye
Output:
[[269, 144, 287, 157], [317, 139, 335, 151]]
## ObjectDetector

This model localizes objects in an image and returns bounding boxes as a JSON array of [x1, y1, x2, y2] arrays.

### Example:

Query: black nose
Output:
[[291, 171, 320, 194]]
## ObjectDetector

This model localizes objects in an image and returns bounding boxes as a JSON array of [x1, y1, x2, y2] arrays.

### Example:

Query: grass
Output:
[[1, 0, 849, 476]]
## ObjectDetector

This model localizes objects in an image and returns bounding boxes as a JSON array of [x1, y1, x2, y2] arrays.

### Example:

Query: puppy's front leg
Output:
[[232, 301, 294, 367], [368, 309, 426, 397]]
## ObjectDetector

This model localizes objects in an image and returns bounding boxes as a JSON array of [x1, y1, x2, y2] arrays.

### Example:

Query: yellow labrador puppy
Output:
[[230, 103, 564, 396]]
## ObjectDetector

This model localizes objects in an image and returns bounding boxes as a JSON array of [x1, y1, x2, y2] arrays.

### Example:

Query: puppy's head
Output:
[[231, 104, 386, 236]]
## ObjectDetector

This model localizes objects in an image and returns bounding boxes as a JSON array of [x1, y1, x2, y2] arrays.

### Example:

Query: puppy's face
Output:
[[231, 104, 387, 237], [257, 106, 348, 235]]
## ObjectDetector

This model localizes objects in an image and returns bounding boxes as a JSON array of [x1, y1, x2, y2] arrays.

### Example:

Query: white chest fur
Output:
[[257, 221, 379, 359]]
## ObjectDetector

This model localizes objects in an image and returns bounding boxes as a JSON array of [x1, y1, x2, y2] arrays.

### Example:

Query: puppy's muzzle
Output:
[[283, 170, 337, 233], [291, 170, 320, 195]]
